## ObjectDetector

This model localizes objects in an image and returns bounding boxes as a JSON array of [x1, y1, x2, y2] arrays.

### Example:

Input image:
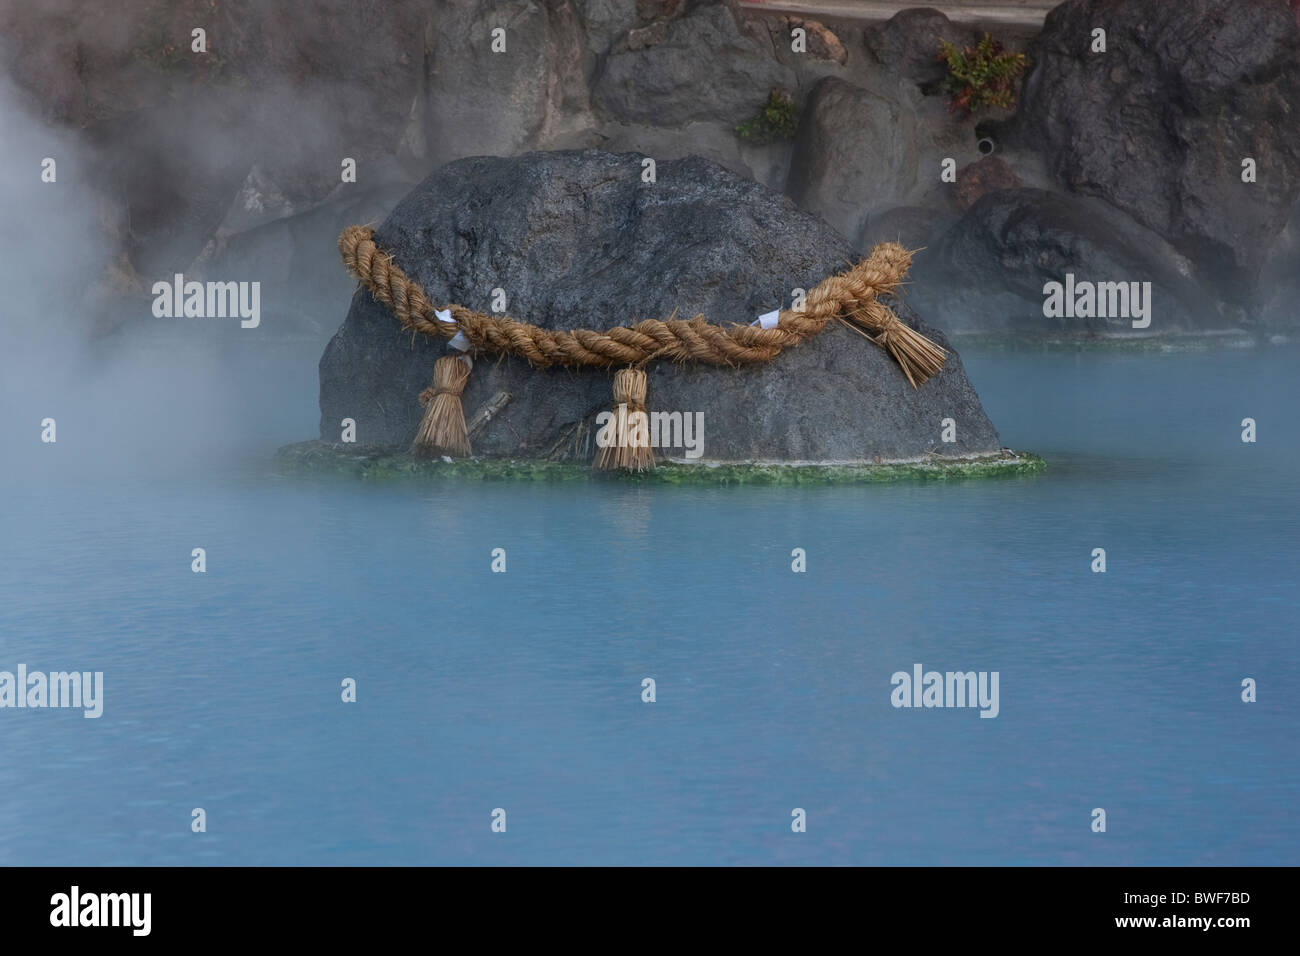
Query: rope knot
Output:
[[413, 355, 472, 457], [595, 368, 654, 472], [610, 367, 648, 411], [841, 300, 945, 388]]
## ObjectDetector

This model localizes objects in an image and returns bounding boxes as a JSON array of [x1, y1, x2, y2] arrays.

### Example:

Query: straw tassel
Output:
[[594, 368, 654, 472], [413, 355, 472, 457], [841, 298, 947, 388]]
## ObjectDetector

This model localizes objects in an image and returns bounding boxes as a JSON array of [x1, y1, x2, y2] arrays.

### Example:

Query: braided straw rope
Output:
[[337, 225, 946, 386]]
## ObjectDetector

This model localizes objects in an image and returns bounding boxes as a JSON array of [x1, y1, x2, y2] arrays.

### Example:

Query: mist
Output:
[[0, 0, 446, 483], [0, 75, 350, 482]]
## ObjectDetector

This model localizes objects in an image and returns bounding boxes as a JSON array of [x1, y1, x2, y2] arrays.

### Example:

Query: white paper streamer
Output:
[[753, 309, 781, 330]]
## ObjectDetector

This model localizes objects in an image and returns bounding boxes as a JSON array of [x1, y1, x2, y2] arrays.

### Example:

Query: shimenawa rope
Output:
[[337, 225, 946, 469]]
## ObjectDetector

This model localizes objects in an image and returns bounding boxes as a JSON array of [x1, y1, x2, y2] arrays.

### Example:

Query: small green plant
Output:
[[736, 88, 798, 145], [938, 34, 1028, 116]]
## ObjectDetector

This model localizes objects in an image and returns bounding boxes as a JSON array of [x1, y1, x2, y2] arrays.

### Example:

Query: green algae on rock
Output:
[[275, 441, 1044, 485]]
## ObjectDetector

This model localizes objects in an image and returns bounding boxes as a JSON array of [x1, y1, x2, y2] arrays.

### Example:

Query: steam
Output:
[[0, 74, 108, 462], [0, 74, 330, 478]]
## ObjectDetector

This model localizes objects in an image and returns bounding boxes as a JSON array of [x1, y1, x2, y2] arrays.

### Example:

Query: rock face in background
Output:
[[2, 0, 428, 276], [319, 151, 1002, 462], [5, 0, 1297, 338], [953, 156, 1022, 211], [425, 0, 596, 165], [781, 7, 1036, 258], [1261, 202, 1300, 332], [1016, 0, 1300, 307], [863, 6, 972, 89], [194, 179, 415, 339], [910, 189, 1218, 333], [786, 76, 934, 248], [593, 2, 793, 126], [859, 204, 954, 253]]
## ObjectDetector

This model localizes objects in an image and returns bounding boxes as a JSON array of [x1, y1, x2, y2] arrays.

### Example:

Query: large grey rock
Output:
[[909, 189, 1225, 334], [318, 150, 1002, 462], [864, 7, 972, 90], [592, 1, 794, 127], [425, 0, 596, 164], [597, 120, 757, 183], [1017, 0, 1300, 303], [786, 76, 938, 247], [573, 0, 640, 58]]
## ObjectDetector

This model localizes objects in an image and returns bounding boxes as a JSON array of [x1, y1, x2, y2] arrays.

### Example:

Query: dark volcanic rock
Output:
[[954, 156, 1022, 211], [1017, 0, 1300, 303], [424, 0, 595, 165], [864, 8, 971, 90], [910, 189, 1223, 334], [319, 151, 1002, 462], [592, 2, 794, 126], [786, 76, 932, 247], [861, 205, 953, 253], [781, 17, 848, 65]]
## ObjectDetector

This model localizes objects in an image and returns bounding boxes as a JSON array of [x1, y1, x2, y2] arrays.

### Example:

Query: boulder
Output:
[[782, 17, 848, 65], [909, 189, 1225, 334], [785, 76, 934, 246], [425, 0, 597, 165], [574, 0, 641, 58], [319, 150, 1003, 462], [1016, 0, 1300, 304], [596, 120, 758, 184], [863, 8, 972, 90], [592, 1, 794, 127], [954, 156, 1022, 211]]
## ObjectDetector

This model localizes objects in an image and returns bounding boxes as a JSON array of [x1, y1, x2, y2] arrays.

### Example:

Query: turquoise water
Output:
[[1, 342, 1297, 865]]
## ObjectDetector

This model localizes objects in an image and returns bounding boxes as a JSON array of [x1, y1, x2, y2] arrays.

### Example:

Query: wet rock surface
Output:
[[319, 150, 1003, 461]]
